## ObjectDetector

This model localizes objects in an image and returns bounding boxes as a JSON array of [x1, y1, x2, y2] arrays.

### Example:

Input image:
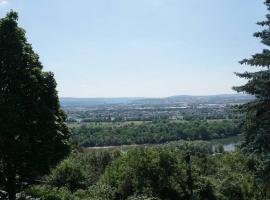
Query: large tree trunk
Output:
[[6, 178, 16, 200], [5, 159, 16, 200]]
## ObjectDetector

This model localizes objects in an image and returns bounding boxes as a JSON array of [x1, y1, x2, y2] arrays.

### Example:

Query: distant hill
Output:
[[132, 94, 254, 105], [60, 94, 254, 107], [60, 97, 142, 106]]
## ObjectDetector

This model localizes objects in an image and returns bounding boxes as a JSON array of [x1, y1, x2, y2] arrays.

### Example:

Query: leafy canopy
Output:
[[0, 11, 71, 199]]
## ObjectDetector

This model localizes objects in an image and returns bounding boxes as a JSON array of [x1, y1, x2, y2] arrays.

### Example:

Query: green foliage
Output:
[[46, 158, 86, 193], [213, 151, 262, 200], [91, 147, 217, 200], [39, 150, 120, 194], [233, 0, 270, 155], [20, 185, 73, 200], [69, 150, 121, 187], [20, 150, 120, 200], [72, 120, 241, 147], [86, 146, 267, 200], [233, 0, 270, 191], [0, 11, 71, 199], [19, 185, 89, 200], [20, 142, 268, 200], [164, 140, 214, 155]]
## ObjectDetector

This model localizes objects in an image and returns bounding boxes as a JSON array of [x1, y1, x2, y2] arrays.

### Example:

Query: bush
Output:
[[91, 147, 216, 200], [19, 185, 74, 200], [46, 158, 87, 193]]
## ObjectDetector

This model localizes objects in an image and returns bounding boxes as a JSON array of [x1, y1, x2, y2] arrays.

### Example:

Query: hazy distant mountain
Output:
[[60, 94, 254, 107], [133, 94, 254, 105], [60, 97, 143, 106]]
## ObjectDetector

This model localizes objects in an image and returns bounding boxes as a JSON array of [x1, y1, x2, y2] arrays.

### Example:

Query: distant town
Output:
[[61, 94, 252, 122]]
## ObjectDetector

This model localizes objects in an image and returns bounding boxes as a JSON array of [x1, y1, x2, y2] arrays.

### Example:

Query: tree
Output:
[[0, 11, 71, 199], [233, 1, 270, 155], [91, 147, 217, 200], [46, 158, 86, 193], [233, 0, 270, 190]]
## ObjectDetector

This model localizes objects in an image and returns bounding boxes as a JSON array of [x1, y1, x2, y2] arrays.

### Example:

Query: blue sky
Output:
[[0, 0, 266, 97]]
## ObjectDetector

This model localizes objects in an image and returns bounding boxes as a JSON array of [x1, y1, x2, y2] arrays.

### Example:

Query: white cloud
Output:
[[0, 0, 8, 5]]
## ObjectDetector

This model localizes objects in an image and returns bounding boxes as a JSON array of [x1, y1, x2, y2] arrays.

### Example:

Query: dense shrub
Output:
[[46, 158, 87, 193]]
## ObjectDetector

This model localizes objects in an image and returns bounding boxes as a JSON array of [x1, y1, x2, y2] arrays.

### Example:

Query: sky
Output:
[[0, 0, 267, 97]]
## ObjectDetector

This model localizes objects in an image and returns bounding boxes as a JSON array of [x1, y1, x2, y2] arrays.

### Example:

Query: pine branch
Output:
[[239, 50, 270, 67]]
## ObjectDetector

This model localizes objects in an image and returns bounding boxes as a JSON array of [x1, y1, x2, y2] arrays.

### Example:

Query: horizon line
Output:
[[59, 93, 248, 99]]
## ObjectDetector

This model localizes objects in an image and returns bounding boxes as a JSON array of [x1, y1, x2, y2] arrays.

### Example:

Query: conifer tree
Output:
[[234, 2, 270, 189], [233, 0, 270, 155], [0, 11, 71, 199]]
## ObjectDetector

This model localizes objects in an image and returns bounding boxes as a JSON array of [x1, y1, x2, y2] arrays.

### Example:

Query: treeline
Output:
[[19, 141, 265, 200], [72, 120, 241, 147]]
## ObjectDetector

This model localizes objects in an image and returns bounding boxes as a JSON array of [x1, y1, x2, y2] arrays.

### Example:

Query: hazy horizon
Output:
[[0, 0, 265, 97], [60, 93, 248, 99]]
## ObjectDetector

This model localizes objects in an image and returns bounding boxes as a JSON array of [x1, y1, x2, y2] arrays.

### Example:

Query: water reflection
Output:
[[223, 143, 236, 151]]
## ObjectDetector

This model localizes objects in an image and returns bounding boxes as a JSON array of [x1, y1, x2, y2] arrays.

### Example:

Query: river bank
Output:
[[84, 135, 243, 152]]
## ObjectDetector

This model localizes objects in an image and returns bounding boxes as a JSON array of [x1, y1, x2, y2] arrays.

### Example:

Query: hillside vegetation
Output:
[[72, 120, 241, 147]]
